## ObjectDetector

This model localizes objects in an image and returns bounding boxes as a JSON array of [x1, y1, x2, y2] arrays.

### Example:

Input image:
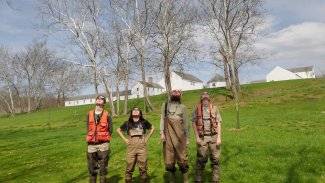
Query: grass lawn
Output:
[[0, 79, 324, 183]]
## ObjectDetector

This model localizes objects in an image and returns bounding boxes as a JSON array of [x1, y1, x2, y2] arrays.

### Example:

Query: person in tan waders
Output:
[[192, 92, 222, 183], [160, 89, 190, 183], [117, 108, 155, 183], [86, 95, 113, 183]]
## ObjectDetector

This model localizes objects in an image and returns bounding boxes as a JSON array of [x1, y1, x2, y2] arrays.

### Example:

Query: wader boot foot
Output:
[[89, 175, 97, 183], [100, 176, 106, 183], [140, 177, 147, 183], [169, 172, 176, 183], [212, 168, 220, 183], [125, 178, 132, 183], [182, 172, 189, 183], [195, 169, 203, 182]]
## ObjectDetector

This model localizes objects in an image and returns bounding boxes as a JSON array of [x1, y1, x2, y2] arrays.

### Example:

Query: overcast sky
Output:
[[0, 0, 324, 94]]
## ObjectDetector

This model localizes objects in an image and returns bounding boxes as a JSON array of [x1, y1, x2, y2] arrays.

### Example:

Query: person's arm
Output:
[[214, 105, 222, 146], [182, 106, 190, 145], [191, 106, 201, 145], [145, 124, 155, 143], [117, 127, 129, 145], [160, 103, 166, 142], [108, 115, 113, 135], [86, 114, 89, 133]]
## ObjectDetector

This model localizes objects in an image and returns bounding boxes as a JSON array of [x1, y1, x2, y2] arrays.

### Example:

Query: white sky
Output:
[[1, 0, 325, 94]]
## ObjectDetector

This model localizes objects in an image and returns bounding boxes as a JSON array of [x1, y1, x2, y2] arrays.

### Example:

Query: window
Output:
[[90, 99, 92, 102], [76, 100, 79, 104], [69, 101, 71, 104], [152, 88, 154, 91], [190, 82, 195, 85], [212, 83, 216, 87], [83, 100, 85, 103], [136, 88, 139, 91], [137, 95, 139, 98]]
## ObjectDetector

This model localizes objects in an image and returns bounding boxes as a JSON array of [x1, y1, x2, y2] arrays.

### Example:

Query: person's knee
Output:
[[179, 163, 189, 173], [165, 164, 176, 172]]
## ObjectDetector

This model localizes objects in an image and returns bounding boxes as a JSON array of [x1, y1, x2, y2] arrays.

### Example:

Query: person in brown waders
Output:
[[117, 108, 155, 183], [192, 92, 222, 183], [86, 95, 113, 183], [160, 89, 190, 183]]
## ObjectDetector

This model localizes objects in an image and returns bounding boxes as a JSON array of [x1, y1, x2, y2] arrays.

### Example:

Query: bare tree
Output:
[[199, 0, 265, 128], [13, 41, 56, 112], [0, 46, 16, 115], [39, 0, 117, 115], [110, 0, 159, 112], [152, 0, 197, 96]]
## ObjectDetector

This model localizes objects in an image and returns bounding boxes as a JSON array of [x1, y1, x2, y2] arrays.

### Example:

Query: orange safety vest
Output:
[[86, 110, 110, 143], [196, 103, 218, 137]]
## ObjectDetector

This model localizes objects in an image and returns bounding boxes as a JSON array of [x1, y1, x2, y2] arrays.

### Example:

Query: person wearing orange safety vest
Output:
[[86, 95, 113, 183], [192, 92, 222, 183]]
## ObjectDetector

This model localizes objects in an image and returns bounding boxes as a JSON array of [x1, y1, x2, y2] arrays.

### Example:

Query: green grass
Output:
[[1, 79, 325, 183]]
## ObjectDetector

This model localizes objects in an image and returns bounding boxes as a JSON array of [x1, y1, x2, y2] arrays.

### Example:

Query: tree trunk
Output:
[[164, 57, 172, 100], [101, 77, 116, 116], [116, 79, 120, 116], [93, 67, 99, 96], [140, 48, 155, 112], [228, 61, 240, 129], [233, 60, 241, 93], [222, 56, 231, 90], [7, 83, 15, 116]]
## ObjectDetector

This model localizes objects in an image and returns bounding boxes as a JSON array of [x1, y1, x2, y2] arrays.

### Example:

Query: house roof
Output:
[[207, 74, 225, 83], [139, 81, 164, 89], [173, 71, 203, 83], [67, 90, 131, 101], [287, 66, 314, 73]]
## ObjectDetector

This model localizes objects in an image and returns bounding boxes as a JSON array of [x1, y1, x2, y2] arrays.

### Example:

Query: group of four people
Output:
[[85, 90, 222, 183]]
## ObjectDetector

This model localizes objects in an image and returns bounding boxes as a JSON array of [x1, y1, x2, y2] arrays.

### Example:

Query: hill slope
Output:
[[0, 79, 324, 183]]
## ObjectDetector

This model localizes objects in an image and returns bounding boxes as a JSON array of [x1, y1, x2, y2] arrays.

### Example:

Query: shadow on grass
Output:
[[107, 174, 123, 182], [64, 171, 88, 183]]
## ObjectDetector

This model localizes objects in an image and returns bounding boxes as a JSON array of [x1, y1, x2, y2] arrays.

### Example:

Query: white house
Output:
[[158, 71, 204, 91], [266, 66, 315, 82], [207, 74, 226, 88], [64, 90, 133, 107], [130, 80, 165, 99]]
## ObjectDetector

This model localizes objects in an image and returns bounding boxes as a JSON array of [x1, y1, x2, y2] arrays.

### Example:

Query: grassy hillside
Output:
[[0, 79, 324, 183]]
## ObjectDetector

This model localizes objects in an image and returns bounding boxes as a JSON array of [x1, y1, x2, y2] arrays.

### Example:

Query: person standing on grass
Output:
[[117, 108, 155, 183], [160, 89, 190, 183], [192, 92, 222, 183], [86, 95, 113, 183]]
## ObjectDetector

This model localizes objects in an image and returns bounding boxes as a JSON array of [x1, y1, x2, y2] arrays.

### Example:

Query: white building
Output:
[[266, 66, 315, 82], [158, 71, 204, 91], [130, 80, 165, 99], [64, 90, 133, 107], [207, 74, 226, 88]]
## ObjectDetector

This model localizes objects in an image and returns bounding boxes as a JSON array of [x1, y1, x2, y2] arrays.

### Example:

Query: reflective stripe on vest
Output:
[[86, 110, 110, 143], [196, 103, 217, 137]]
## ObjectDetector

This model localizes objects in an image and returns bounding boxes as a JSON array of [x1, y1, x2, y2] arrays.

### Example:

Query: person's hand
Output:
[[160, 134, 166, 142], [186, 139, 190, 146], [124, 139, 130, 145], [196, 138, 202, 146], [216, 138, 221, 146], [144, 137, 149, 144]]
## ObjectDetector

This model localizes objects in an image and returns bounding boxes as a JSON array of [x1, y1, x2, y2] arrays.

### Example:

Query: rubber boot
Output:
[[212, 168, 220, 183], [195, 169, 203, 182], [99, 176, 106, 183], [169, 172, 176, 183], [140, 177, 147, 183], [89, 175, 97, 183], [125, 178, 132, 183], [182, 172, 189, 183]]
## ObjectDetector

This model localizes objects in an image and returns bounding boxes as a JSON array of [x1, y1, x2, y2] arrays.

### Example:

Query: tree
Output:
[[39, 0, 117, 115], [110, 0, 159, 111], [13, 41, 56, 112], [199, 0, 265, 128], [152, 0, 197, 96]]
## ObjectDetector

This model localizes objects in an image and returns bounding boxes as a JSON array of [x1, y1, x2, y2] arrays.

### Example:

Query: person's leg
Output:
[[209, 140, 221, 183], [195, 139, 209, 182], [125, 143, 137, 183], [175, 143, 189, 183], [87, 152, 99, 183], [98, 150, 110, 183], [163, 141, 176, 183], [137, 142, 148, 183]]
